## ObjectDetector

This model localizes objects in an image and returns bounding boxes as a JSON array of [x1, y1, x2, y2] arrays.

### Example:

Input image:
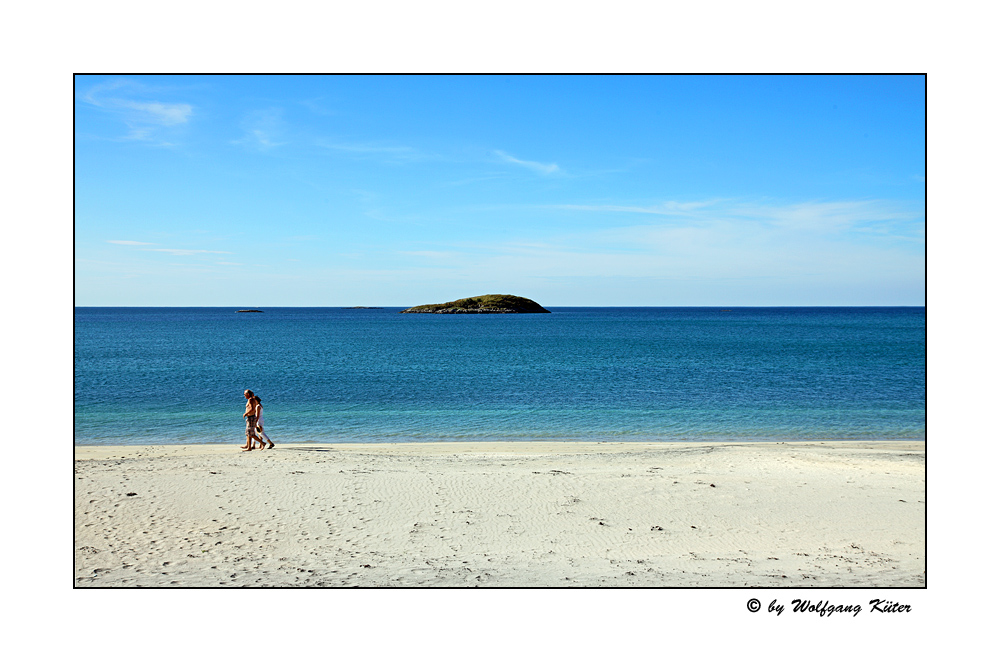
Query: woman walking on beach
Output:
[[253, 395, 274, 449], [242, 389, 260, 451]]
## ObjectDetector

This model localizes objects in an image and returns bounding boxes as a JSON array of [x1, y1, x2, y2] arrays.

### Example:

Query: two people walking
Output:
[[242, 389, 274, 451]]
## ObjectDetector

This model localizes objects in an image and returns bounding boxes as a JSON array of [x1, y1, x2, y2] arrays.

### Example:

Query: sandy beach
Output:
[[74, 440, 924, 587]]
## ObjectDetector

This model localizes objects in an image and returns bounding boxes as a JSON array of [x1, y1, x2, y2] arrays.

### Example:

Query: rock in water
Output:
[[400, 294, 551, 314]]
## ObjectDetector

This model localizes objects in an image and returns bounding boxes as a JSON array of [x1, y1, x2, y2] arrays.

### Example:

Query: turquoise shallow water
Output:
[[74, 307, 925, 445]]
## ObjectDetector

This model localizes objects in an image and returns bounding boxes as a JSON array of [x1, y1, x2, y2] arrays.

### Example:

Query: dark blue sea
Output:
[[74, 307, 925, 445]]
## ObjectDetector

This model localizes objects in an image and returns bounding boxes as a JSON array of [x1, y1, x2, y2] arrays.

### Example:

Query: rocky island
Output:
[[400, 294, 551, 314]]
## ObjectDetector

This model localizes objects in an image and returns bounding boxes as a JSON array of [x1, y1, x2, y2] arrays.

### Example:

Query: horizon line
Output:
[[73, 304, 927, 308]]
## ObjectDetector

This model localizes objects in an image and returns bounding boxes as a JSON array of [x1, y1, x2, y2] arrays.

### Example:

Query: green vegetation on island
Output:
[[400, 294, 551, 314]]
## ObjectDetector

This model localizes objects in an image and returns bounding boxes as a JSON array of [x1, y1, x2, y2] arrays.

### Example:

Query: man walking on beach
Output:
[[242, 389, 259, 451]]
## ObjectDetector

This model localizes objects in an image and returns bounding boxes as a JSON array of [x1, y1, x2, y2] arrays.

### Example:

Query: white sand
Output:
[[74, 440, 924, 587]]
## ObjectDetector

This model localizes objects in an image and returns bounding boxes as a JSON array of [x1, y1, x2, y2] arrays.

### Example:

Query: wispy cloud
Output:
[[145, 248, 231, 256], [552, 200, 719, 216], [729, 200, 922, 234], [119, 100, 191, 125], [231, 108, 286, 151], [108, 240, 231, 256], [300, 98, 338, 117], [316, 139, 432, 163], [494, 150, 560, 175], [320, 141, 413, 155], [368, 196, 924, 303], [436, 174, 506, 188], [399, 250, 460, 261], [80, 79, 193, 144], [552, 198, 923, 236]]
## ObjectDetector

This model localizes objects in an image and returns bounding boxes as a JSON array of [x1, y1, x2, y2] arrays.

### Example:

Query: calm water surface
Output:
[[74, 307, 926, 444]]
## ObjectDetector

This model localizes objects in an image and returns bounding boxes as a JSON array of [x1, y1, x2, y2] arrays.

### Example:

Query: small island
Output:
[[236, 309, 263, 313], [400, 294, 551, 314]]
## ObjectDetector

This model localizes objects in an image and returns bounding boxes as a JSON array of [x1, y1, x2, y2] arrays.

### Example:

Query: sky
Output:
[[74, 75, 925, 307]]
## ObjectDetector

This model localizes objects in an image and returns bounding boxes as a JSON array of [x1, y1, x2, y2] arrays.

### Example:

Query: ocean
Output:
[[74, 307, 926, 445]]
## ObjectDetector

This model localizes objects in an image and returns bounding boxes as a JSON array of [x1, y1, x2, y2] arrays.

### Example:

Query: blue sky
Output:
[[75, 75, 925, 306]]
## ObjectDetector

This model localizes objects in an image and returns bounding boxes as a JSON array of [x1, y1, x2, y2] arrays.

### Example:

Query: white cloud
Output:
[[316, 139, 432, 163], [107, 240, 229, 256], [300, 98, 338, 116], [145, 248, 231, 256], [494, 150, 560, 175], [372, 196, 924, 303], [399, 250, 459, 261], [231, 108, 286, 151], [119, 100, 191, 126], [80, 79, 193, 143], [320, 141, 414, 155], [731, 200, 922, 234], [553, 198, 924, 236], [234, 129, 283, 149], [553, 200, 719, 216]]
